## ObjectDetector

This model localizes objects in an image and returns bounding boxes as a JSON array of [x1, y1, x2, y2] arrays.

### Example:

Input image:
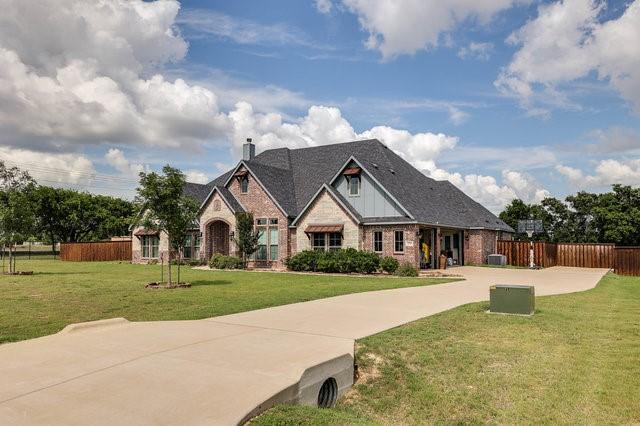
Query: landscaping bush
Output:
[[285, 250, 320, 271], [188, 259, 206, 266], [285, 249, 380, 274], [316, 250, 340, 273], [395, 262, 418, 277], [380, 256, 400, 274], [354, 250, 380, 274], [209, 253, 245, 269]]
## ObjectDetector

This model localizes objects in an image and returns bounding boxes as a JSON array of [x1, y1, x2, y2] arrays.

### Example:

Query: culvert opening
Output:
[[317, 377, 338, 408]]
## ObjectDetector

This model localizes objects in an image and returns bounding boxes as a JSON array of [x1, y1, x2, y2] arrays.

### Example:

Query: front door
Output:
[[210, 221, 229, 256]]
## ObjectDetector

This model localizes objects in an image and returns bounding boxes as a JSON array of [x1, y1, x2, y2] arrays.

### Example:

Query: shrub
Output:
[[209, 253, 245, 269], [354, 250, 380, 274], [285, 249, 380, 274], [380, 256, 400, 274], [285, 250, 320, 271], [147, 259, 158, 265], [395, 262, 418, 277], [316, 250, 340, 273], [188, 259, 206, 266]]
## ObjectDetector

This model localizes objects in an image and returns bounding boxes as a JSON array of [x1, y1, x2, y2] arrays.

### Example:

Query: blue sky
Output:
[[0, 0, 639, 212]]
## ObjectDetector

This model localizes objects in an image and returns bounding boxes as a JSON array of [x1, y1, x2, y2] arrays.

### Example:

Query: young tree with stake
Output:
[[136, 166, 197, 286]]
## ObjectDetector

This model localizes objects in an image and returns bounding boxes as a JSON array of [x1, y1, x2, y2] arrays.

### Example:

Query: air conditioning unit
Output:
[[490, 285, 535, 315], [487, 254, 507, 266]]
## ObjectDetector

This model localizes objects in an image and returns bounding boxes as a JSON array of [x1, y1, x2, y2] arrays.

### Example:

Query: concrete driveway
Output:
[[0, 266, 608, 425]]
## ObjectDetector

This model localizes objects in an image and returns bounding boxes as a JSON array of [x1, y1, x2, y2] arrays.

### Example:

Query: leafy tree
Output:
[[33, 186, 134, 251], [0, 161, 37, 273], [234, 212, 260, 264], [136, 166, 197, 286], [500, 185, 640, 246]]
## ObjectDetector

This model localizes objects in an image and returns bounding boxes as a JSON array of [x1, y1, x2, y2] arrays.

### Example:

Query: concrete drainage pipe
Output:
[[317, 377, 338, 408]]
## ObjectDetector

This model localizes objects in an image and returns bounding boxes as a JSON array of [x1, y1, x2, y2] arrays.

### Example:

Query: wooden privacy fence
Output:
[[496, 241, 640, 275], [496, 240, 557, 268], [60, 241, 131, 262], [556, 243, 615, 268], [614, 247, 640, 276]]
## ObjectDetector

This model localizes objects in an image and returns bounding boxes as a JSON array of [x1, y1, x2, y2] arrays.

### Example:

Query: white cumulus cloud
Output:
[[557, 160, 640, 188], [340, 0, 527, 60], [496, 0, 640, 115]]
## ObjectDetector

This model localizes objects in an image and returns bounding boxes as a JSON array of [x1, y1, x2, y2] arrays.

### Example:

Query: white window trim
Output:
[[347, 175, 361, 197], [393, 230, 405, 254], [141, 235, 160, 259], [373, 230, 383, 253]]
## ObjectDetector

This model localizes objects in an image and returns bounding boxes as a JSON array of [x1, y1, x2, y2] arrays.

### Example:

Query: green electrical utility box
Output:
[[489, 285, 535, 315]]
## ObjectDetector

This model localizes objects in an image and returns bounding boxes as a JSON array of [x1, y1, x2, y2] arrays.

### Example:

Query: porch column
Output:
[[435, 227, 441, 268]]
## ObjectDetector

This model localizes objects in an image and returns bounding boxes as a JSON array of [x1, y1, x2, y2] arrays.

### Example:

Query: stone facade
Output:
[[199, 190, 238, 259], [362, 224, 420, 265], [227, 166, 290, 268], [131, 225, 170, 264], [295, 190, 360, 252]]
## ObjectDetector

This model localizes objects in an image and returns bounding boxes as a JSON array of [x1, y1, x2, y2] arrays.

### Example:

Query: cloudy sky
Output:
[[0, 0, 639, 212]]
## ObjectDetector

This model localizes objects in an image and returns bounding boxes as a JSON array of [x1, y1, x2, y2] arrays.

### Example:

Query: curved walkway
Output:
[[0, 266, 607, 425]]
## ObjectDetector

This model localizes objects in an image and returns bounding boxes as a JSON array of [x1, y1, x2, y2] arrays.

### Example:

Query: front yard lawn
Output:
[[0, 260, 455, 344], [254, 273, 640, 425]]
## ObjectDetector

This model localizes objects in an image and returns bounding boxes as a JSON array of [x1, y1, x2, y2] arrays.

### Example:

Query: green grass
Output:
[[0, 259, 454, 344], [253, 273, 640, 425]]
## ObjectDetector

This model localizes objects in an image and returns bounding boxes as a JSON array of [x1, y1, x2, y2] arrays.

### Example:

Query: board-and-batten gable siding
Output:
[[333, 166, 404, 218]]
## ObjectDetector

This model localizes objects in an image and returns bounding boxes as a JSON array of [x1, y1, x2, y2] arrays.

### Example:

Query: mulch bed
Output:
[[2, 271, 34, 276], [144, 282, 191, 289]]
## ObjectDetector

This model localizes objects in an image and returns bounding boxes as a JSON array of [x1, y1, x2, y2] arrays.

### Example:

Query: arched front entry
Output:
[[206, 220, 230, 258]]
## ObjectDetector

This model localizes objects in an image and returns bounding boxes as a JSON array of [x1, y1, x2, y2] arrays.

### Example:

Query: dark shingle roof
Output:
[[184, 182, 213, 204], [209, 139, 513, 232], [215, 186, 244, 213]]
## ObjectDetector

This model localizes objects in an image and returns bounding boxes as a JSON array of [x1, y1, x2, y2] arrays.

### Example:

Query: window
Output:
[[394, 230, 404, 253], [373, 231, 383, 253], [348, 176, 360, 196], [254, 218, 278, 261], [328, 232, 342, 251], [311, 232, 343, 251], [194, 235, 201, 258], [269, 228, 278, 260], [182, 233, 201, 259], [256, 229, 267, 260], [183, 234, 192, 259], [312, 233, 326, 251], [141, 235, 159, 258], [240, 176, 249, 193]]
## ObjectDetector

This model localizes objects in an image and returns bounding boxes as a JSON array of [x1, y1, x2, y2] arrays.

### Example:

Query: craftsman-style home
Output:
[[132, 139, 513, 269]]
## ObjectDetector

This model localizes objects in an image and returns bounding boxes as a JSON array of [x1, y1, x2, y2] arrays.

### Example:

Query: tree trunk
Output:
[[8, 244, 13, 274], [177, 247, 181, 285], [167, 237, 172, 286]]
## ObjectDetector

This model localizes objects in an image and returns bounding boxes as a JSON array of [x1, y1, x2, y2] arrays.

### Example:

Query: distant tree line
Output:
[[499, 184, 640, 246], [0, 161, 135, 255]]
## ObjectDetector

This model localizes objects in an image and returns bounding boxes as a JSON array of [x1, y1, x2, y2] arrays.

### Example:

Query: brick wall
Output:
[[228, 166, 290, 268], [362, 224, 420, 266], [465, 229, 498, 265], [294, 190, 360, 252]]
